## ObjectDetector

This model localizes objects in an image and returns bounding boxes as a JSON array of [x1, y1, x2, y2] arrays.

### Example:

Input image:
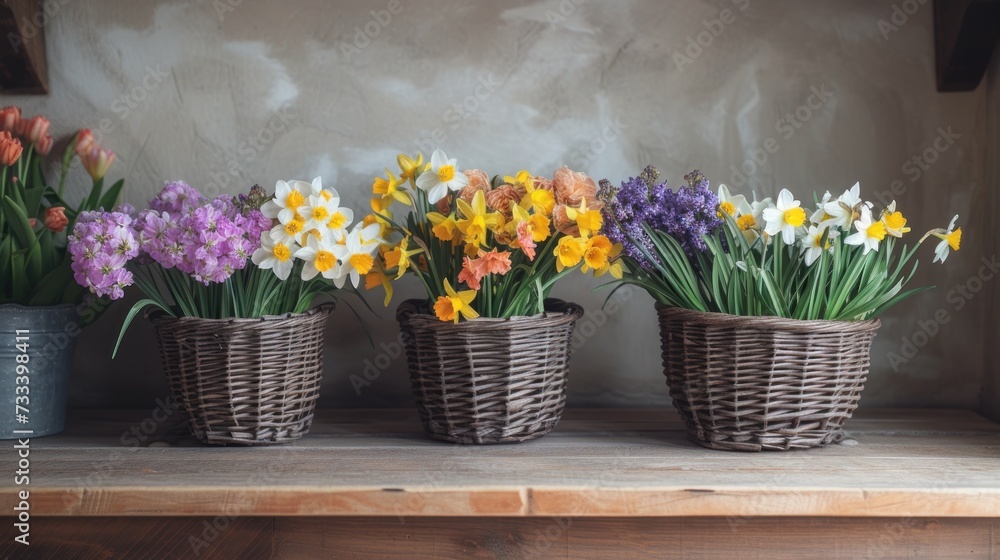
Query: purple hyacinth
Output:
[[599, 166, 722, 269], [70, 183, 276, 299]]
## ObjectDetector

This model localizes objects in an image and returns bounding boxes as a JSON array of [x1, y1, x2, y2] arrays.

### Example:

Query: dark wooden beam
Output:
[[0, 0, 46, 94], [935, 0, 1000, 91]]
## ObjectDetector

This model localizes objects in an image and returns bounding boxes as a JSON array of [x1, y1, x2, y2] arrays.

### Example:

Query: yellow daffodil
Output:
[[931, 215, 962, 264], [373, 168, 412, 207], [433, 279, 479, 323], [519, 172, 555, 216], [881, 202, 910, 238], [456, 190, 500, 249], [397, 152, 424, 187], [427, 211, 460, 242], [364, 268, 394, 307], [383, 238, 422, 279], [554, 236, 586, 272], [565, 199, 603, 237], [507, 203, 550, 243], [580, 235, 622, 278]]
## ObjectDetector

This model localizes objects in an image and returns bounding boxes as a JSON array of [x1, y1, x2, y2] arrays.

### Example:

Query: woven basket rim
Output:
[[397, 298, 583, 331], [656, 304, 880, 333], [148, 302, 334, 326]]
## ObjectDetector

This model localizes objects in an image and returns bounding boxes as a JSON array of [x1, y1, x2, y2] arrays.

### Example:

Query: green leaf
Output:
[[113, 299, 170, 359], [83, 177, 105, 212], [98, 179, 124, 211], [2, 195, 35, 248], [28, 254, 74, 306]]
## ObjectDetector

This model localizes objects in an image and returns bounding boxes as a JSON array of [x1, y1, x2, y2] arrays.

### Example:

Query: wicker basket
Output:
[[396, 299, 584, 444], [657, 305, 880, 452], [150, 305, 332, 446]]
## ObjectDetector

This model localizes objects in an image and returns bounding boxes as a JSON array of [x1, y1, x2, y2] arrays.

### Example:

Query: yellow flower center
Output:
[[285, 219, 304, 235], [883, 211, 906, 231], [437, 165, 456, 182], [285, 190, 305, 209], [718, 201, 736, 217], [311, 207, 329, 221], [320, 190, 333, 201], [783, 207, 806, 227], [531, 190, 555, 215], [432, 220, 457, 241], [349, 253, 374, 274], [272, 243, 291, 262], [433, 296, 458, 322], [946, 228, 961, 251], [866, 221, 887, 241], [314, 250, 336, 272], [529, 214, 551, 242], [584, 246, 609, 269], [737, 214, 756, 231], [327, 212, 347, 230]]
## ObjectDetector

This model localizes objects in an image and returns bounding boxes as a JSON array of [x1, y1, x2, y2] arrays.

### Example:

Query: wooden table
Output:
[[2, 408, 999, 559]]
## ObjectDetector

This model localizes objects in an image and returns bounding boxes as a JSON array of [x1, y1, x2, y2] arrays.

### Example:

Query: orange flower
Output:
[[18, 115, 50, 145], [478, 248, 512, 275], [0, 106, 21, 133], [0, 131, 23, 166], [74, 129, 96, 156], [551, 204, 578, 236], [458, 256, 482, 290], [485, 184, 521, 218], [516, 221, 536, 261], [35, 134, 53, 156], [458, 169, 491, 204], [43, 206, 68, 233], [433, 279, 479, 323], [80, 146, 115, 181], [552, 165, 597, 207]]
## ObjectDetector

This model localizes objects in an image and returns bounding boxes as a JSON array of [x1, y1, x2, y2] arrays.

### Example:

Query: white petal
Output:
[[301, 263, 319, 281], [275, 260, 292, 281], [416, 173, 438, 192], [947, 214, 959, 231], [781, 226, 796, 245], [776, 189, 794, 209], [428, 183, 449, 204], [430, 149, 448, 170], [844, 231, 866, 246], [446, 173, 470, 191]]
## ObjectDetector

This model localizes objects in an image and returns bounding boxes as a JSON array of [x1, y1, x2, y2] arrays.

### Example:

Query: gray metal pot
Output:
[[0, 303, 78, 438]]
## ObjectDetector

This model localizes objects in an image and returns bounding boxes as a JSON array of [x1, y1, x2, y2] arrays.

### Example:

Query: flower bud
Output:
[[81, 146, 115, 181], [0, 106, 21, 133], [0, 130, 23, 166], [44, 206, 69, 233]]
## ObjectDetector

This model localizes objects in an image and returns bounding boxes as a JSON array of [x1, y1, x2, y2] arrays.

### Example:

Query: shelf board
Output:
[[4, 408, 1000, 518]]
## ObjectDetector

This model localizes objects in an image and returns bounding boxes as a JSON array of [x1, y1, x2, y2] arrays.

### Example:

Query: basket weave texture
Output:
[[657, 305, 880, 452], [396, 299, 584, 444], [151, 305, 331, 446]]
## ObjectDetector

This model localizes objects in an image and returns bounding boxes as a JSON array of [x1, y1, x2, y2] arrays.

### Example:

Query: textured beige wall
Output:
[[5, 0, 993, 411]]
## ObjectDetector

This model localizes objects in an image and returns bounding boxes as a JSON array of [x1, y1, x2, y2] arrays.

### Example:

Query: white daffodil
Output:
[[294, 235, 340, 281], [717, 184, 751, 219], [932, 215, 961, 264], [822, 182, 871, 230], [844, 206, 886, 255], [297, 193, 339, 236], [762, 189, 807, 245], [415, 149, 469, 204], [251, 233, 297, 281], [261, 180, 311, 224], [734, 197, 772, 244], [800, 224, 838, 266], [810, 191, 834, 225], [332, 226, 380, 289]]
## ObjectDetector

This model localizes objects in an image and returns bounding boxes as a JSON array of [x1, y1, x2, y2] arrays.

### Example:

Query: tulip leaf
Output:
[[9, 251, 26, 301], [83, 177, 104, 211], [28, 255, 74, 306], [98, 179, 124, 212], [2, 195, 35, 249], [23, 185, 47, 218], [114, 299, 170, 359]]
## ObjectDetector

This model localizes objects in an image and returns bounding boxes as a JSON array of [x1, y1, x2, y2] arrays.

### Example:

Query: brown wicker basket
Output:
[[657, 305, 880, 452], [396, 299, 584, 444], [150, 305, 332, 446]]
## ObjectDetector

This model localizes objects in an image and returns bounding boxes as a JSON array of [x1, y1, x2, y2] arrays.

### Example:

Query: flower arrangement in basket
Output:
[[0, 107, 122, 438], [600, 166, 962, 451], [364, 149, 619, 444], [69, 178, 377, 445]]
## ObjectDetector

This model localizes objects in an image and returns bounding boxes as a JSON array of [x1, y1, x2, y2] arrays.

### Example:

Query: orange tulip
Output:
[[74, 129, 95, 156], [0, 106, 21, 133], [43, 206, 68, 233], [18, 115, 50, 145], [35, 134, 53, 156], [80, 146, 115, 181], [0, 131, 23, 166]]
